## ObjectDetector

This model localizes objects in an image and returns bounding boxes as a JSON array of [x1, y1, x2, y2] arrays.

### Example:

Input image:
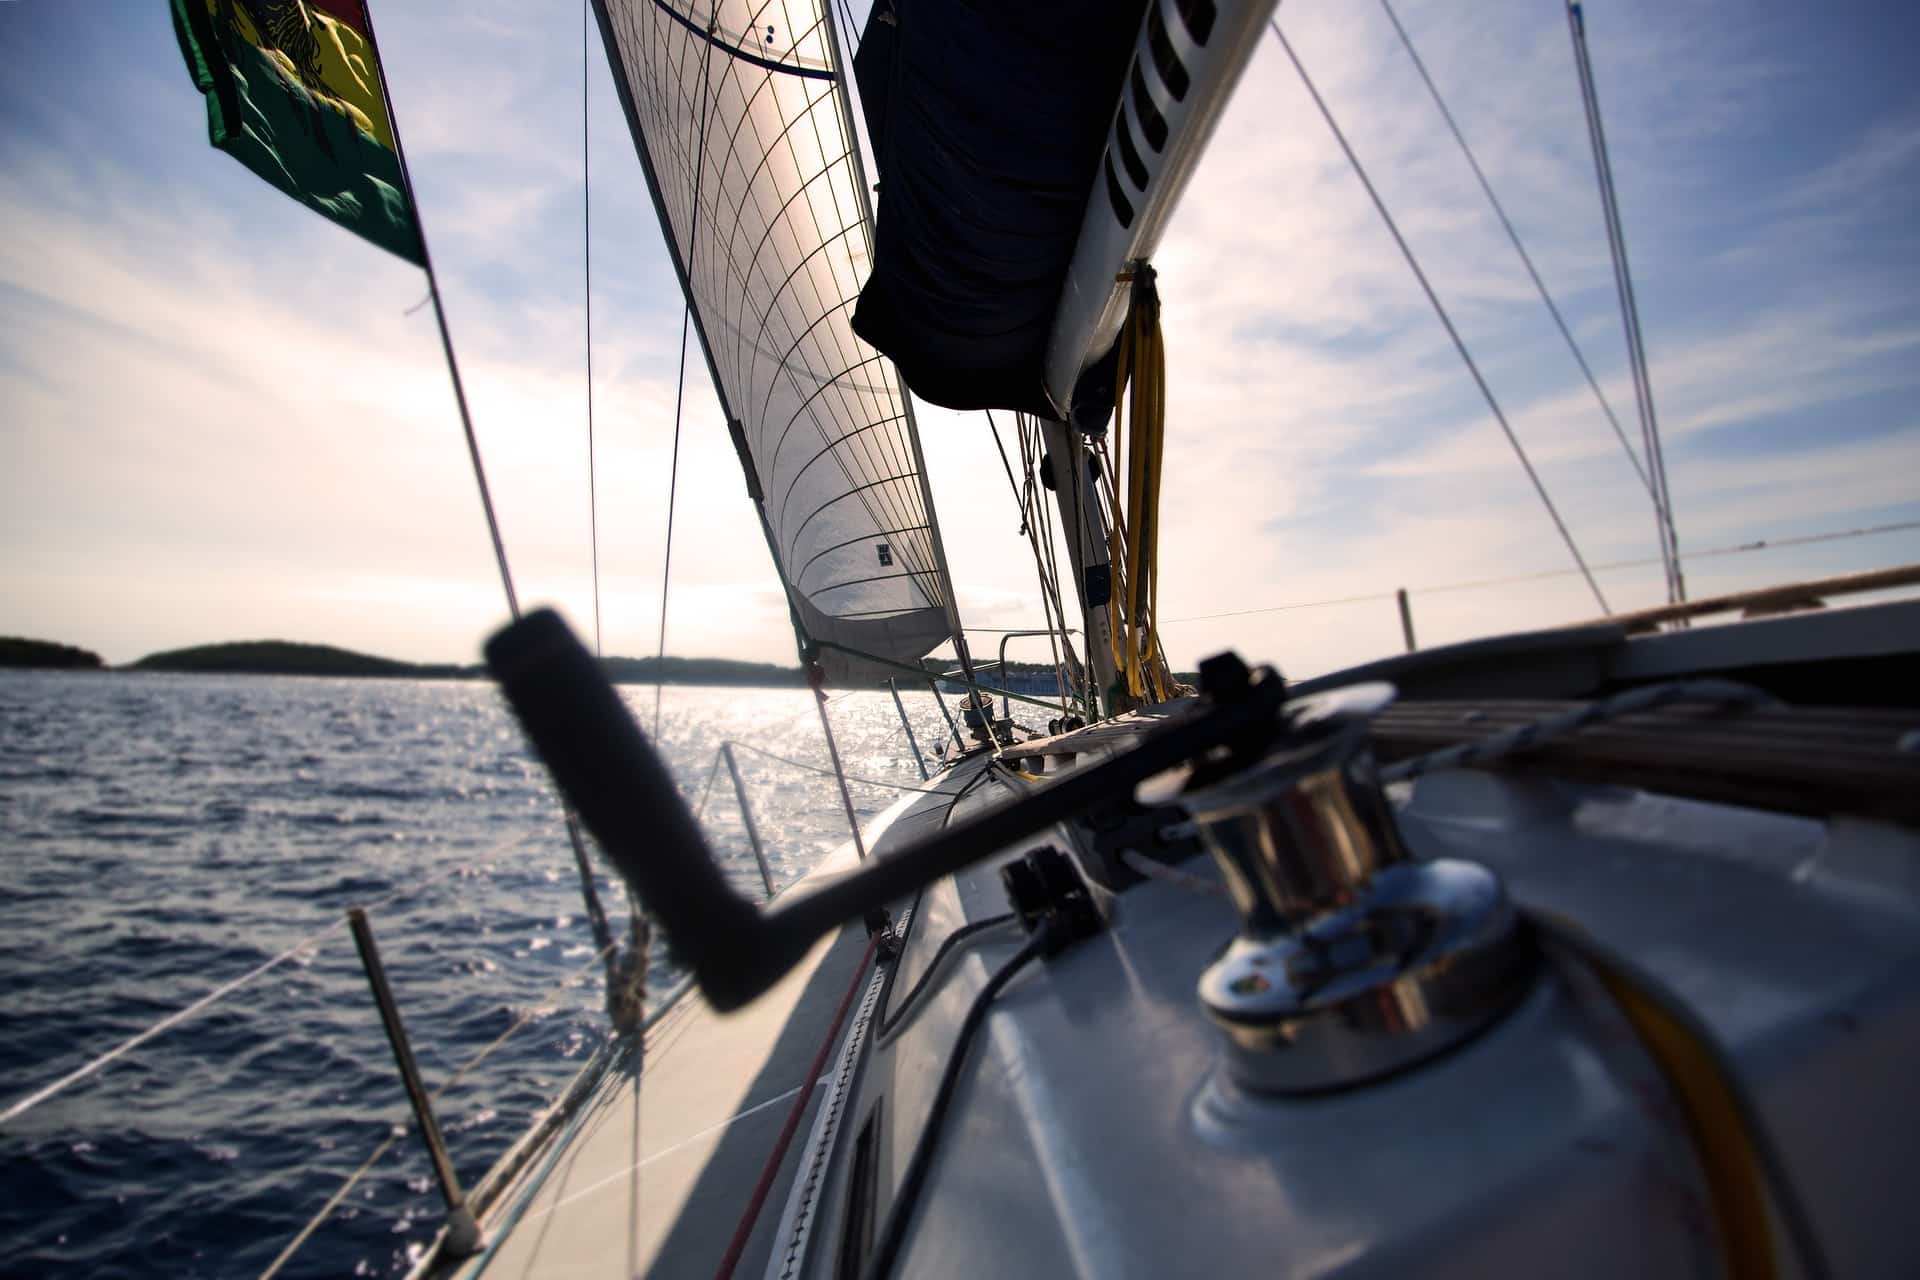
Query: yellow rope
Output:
[[1104, 273, 1174, 708]]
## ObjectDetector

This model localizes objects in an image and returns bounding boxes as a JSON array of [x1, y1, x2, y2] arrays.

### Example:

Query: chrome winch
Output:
[[1157, 659, 1535, 1094]]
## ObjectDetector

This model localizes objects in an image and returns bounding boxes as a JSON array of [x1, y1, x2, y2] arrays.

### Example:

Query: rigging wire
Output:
[[1159, 517, 1920, 624], [1268, 19, 1610, 616], [985, 409, 1075, 714], [657, 301, 696, 740], [356, 0, 519, 620], [1377, 0, 1654, 504], [722, 738, 949, 795], [835, 0, 862, 58], [585, 0, 604, 660], [1, 853, 494, 1127], [1566, 1, 1684, 608], [653, 12, 719, 740], [1021, 413, 1092, 718], [258, 940, 620, 1279]]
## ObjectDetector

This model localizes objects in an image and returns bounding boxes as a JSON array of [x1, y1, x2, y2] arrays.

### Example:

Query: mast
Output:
[[1030, 0, 1279, 713], [1567, 1, 1686, 610], [1039, 416, 1120, 715]]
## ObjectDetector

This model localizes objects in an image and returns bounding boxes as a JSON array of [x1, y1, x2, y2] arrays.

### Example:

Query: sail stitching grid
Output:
[[792, 522, 931, 584], [646, 0, 835, 80], [751, 92, 942, 614], [724, 38, 938, 622], [675, 8, 940, 616], [734, 10, 944, 617], [753, 280, 940, 613], [766, 65, 943, 617], [652, 9, 721, 736], [774, 409, 902, 536], [607, 0, 955, 666], [638, 10, 912, 574]]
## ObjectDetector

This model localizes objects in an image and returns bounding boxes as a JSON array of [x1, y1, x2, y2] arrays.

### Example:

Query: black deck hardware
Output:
[[1000, 846, 1103, 956]]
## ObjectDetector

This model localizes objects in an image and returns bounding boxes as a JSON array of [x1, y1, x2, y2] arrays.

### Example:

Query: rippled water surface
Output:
[[0, 671, 951, 1277]]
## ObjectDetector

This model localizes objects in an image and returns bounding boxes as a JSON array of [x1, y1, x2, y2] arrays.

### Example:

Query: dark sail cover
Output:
[[850, 0, 1149, 415]]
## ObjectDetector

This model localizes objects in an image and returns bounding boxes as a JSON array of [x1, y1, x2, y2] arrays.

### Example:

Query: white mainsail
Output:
[[595, 0, 962, 685]]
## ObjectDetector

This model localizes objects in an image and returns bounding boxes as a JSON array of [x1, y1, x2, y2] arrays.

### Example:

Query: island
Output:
[[0, 636, 106, 669], [128, 640, 809, 687], [16, 636, 1189, 691]]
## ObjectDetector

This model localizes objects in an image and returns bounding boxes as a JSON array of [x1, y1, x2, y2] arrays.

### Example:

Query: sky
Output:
[[3, 0, 1918, 678]]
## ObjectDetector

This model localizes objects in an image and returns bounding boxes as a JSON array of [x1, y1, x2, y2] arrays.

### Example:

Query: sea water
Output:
[[0, 670, 959, 1277]]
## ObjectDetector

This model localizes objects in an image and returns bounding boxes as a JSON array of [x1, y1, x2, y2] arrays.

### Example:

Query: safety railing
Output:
[[3, 684, 951, 1278]]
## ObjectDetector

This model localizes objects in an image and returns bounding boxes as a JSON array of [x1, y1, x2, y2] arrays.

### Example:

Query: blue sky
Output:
[[3, 0, 1917, 675]]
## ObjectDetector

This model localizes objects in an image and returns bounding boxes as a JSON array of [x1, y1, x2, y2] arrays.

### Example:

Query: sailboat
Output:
[[352, 0, 1920, 1276], [91, 0, 1917, 1274]]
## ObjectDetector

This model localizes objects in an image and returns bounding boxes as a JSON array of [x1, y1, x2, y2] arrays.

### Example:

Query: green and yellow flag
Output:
[[171, 0, 423, 265]]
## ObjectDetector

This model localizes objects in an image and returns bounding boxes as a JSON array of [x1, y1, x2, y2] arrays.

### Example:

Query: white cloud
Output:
[[3, 0, 1918, 684]]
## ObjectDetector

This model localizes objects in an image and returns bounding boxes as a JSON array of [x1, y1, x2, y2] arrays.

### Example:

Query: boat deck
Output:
[[433, 755, 992, 1279]]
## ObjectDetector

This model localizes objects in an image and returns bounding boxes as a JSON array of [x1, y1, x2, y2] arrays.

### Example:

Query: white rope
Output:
[[1120, 849, 1226, 897], [0, 849, 506, 1128]]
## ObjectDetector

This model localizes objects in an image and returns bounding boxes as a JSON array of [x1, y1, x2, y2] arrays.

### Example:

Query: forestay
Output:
[[595, 0, 961, 685]]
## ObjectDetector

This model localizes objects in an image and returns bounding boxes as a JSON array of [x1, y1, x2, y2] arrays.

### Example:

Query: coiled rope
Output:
[[1100, 269, 1178, 708], [1379, 679, 1779, 783]]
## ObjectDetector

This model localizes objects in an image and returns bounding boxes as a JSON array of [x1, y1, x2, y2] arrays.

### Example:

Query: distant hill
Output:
[[130, 640, 459, 678], [127, 640, 807, 686], [0, 636, 105, 670]]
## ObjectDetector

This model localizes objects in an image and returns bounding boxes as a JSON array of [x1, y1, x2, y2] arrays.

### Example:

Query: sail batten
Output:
[[597, 0, 961, 684]]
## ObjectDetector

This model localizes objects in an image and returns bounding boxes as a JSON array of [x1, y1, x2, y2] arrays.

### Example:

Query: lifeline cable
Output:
[[2, 852, 497, 1127], [258, 939, 620, 1279], [1158, 510, 1920, 625]]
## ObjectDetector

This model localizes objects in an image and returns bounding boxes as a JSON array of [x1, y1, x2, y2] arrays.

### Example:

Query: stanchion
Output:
[[721, 742, 776, 898], [347, 907, 481, 1257]]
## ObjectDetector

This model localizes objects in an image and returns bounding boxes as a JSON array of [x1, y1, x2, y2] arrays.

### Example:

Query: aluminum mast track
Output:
[[592, 0, 964, 686]]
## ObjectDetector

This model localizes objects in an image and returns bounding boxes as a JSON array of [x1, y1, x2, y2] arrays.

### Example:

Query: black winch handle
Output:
[[487, 609, 1287, 1011]]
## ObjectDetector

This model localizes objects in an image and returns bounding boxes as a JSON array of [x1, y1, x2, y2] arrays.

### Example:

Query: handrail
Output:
[[1577, 562, 1920, 632], [995, 628, 1078, 719]]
